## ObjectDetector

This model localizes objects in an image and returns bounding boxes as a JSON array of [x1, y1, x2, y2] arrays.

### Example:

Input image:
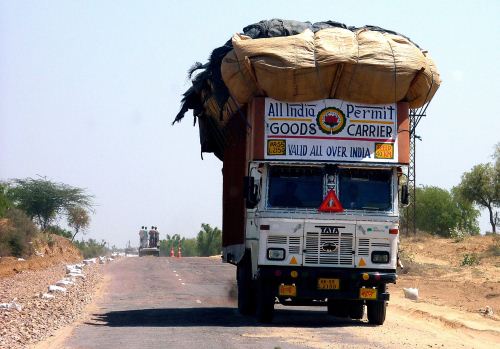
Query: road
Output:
[[51, 257, 497, 349]]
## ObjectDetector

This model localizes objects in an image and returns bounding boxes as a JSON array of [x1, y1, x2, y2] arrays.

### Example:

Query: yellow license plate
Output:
[[375, 143, 394, 159], [279, 284, 297, 297], [317, 278, 340, 290], [360, 287, 378, 300]]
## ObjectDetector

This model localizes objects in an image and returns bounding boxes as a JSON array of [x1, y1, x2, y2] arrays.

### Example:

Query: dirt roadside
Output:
[[0, 235, 82, 278], [396, 233, 499, 319], [31, 269, 110, 349], [0, 235, 107, 349]]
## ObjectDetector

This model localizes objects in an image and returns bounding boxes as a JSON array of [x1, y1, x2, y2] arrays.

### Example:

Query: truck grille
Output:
[[304, 231, 354, 266], [267, 235, 287, 244], [357, 238, 390, 256], [267, 235, 301, 255]]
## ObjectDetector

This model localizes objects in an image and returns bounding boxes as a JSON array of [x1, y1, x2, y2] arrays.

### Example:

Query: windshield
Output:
[[338, 168, 392, 211], [268, 166, 323, 208]]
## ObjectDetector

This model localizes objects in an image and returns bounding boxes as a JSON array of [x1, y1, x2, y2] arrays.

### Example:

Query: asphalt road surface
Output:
[[59, 257, 493, 349]]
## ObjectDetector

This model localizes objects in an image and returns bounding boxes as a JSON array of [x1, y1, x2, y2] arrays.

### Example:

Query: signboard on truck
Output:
[[264, 98, 400, 163]]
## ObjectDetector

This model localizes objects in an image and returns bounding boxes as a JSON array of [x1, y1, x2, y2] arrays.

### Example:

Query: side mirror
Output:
[[401, 184, 409, 206], [243, 176, 259, 208]]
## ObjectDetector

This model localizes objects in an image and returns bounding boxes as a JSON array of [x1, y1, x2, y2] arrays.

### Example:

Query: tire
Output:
[[237, 258, 256, 315], [367, 301, 387, 325], [348, 301, 365, 320], [256, 278, 274, 323], [327, 299, 349, 317]]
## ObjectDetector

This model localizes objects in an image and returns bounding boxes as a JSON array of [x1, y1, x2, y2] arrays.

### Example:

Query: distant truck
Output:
[[138, 226, 160, 257], [222, 98, 410, 324]]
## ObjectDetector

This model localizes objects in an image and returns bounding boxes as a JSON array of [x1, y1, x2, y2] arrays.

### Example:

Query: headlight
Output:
[[267, 248, 286, 261], [371, 251, 390, 264]]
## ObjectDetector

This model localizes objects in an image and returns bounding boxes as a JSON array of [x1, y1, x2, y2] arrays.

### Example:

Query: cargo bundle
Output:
[[174, 19, 440, 159]]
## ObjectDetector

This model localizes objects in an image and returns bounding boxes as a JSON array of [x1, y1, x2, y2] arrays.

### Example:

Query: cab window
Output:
[[268, 166, 323, 209], [338, 168, 392, 211]]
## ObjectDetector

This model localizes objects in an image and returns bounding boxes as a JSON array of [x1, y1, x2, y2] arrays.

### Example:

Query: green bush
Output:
[[46, 225, 73, 239], [461, 253, 479, 266], [450, 228, 467, 242], [74, 239, 108, 258], [0, 208, 38, 257]]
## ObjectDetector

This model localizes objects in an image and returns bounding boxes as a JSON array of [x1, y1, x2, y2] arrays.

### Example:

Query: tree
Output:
[[160, 234, 181, 256], [0, 183, 11, 217], [450, 187, 480, 235], [494, 142, 500, 169], [412, 186, 479, 237], [67, 206, 90, 241], [414, 186, 460, 237], [181, 238, 198, 257], [456, 163, 499, 234], [160, 234, 198, 256], [7, 178, 93, 230], [196, 223, 222, 256]]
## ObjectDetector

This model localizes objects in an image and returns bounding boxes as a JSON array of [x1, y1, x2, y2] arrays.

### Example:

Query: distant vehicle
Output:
[[138, 226, 160, 257]]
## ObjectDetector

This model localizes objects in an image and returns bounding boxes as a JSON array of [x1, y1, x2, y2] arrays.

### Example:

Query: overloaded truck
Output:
[[175, 19, 440, 324]]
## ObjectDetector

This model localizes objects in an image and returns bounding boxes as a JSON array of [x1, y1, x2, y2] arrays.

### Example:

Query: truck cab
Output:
[[222, 98, 409, 324]]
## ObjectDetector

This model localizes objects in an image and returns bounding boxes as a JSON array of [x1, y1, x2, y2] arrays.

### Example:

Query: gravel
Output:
[[0, 261, 103, 349]]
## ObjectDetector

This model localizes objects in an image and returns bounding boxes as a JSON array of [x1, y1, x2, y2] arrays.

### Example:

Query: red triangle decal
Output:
[[318, 190, 344, 212]]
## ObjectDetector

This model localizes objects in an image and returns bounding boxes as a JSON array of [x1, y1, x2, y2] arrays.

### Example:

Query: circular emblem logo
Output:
[[321, 242, 338, 252], [316, 107, 346, 135]]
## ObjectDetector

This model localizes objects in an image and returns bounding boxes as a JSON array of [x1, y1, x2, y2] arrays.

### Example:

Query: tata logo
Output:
[[315, 225, 345, 234], [321, 242, 338, 252]]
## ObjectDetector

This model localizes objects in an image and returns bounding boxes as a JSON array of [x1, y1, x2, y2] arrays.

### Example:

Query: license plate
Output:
[[360, 287, 378, 300], [317, 278, 340, 290], [279, 284, 296, 297]]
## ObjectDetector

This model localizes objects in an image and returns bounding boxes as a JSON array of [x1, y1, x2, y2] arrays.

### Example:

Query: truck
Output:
[[221, 97, 410, 324], [173, 19, 439, 325], [138, 226, 160, 257]]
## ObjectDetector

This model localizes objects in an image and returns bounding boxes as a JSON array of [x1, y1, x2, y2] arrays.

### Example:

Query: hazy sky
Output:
[[1, 1, 499, 246]]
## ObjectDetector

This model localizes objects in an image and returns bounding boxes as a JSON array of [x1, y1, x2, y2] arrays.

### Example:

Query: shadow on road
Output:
[[88, 307, 374, 328]]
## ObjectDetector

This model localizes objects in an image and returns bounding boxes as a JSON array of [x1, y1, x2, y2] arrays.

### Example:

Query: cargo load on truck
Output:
[[173, 19, 441, 160]]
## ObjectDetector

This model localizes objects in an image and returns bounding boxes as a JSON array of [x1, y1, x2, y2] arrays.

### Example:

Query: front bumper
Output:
[[258, 266, 396, 301]]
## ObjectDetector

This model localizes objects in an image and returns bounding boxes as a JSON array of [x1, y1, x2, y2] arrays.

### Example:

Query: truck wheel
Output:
[[348, 301, 364, 319], [237, 259, 256, 315], [367, 301, 387, 325], [327, 299, 349, 317], [256, 279, 274, 323]]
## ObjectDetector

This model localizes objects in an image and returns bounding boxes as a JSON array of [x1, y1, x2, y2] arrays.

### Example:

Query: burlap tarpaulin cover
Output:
[[222, 27, 439, 109]]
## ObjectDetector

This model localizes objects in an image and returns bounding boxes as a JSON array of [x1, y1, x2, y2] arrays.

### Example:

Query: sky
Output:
[[1, 1, 499, 246]]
